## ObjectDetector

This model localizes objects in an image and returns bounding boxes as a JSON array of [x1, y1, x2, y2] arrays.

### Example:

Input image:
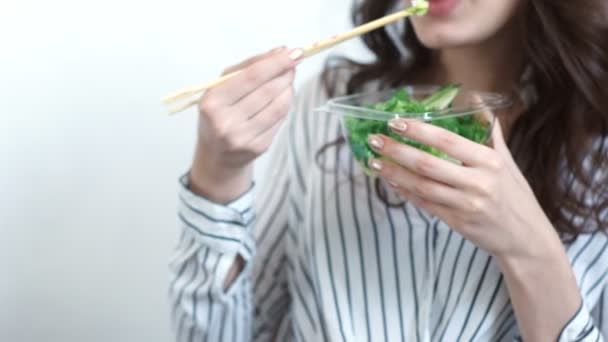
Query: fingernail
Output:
[[388, 181, 399, 188], [369, 158, 383, 171], [368, 135, 384, 150], [270, 46, 286, 53], [389, 119, 407, 132], [288, 48, 304, 61]]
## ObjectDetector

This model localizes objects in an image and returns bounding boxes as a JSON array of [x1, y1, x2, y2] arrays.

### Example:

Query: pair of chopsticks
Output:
[[162, 0, 429, 115]]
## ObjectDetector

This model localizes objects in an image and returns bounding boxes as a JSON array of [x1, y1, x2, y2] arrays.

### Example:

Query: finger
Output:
[[233, 85, 293, 143], [206, 48, 303, 106], [388, 181, 458, 222], [222, 46, 286, 75], [387, 117, 495, 167], [227, 69, 294, 124], [368, 158, 466, 209], [410, 196, 457, 227], [367, 134, 477, 190]]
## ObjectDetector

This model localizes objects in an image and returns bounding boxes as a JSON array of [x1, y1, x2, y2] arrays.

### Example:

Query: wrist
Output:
[[494, 226, 581, 341], [495, 216, 563, 273], [189, 146, 254, 204], [496, 237, 566, 281], [494, 220, 573, 294]]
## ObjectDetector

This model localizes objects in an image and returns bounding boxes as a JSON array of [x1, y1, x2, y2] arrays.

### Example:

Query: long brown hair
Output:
[[320, 0, 608, 238]]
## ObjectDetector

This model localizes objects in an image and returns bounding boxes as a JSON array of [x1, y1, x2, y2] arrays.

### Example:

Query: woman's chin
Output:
[[412, 22, 485, 49], [415, 31, 469, 49]]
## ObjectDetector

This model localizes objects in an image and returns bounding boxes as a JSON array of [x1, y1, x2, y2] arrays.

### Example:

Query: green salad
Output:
[[344, 84, 490, 169]]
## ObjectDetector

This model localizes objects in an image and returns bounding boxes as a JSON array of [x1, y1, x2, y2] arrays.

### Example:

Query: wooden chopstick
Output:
[[300, 1, 428, 58], [163, 0, 429, 114], [167, 97, 201, 115], [162, 71, 244, 106]]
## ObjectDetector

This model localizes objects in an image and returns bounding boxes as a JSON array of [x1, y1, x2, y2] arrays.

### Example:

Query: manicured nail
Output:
[[369, 158, 383, 171], [288, 49, 304, 61], [368, 135, 384, 150], [270, 46, 286, 53], [389, 119, 408, 132]]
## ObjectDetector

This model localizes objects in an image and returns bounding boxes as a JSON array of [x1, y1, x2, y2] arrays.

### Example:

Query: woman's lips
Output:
[[427, 0, 460, 16]]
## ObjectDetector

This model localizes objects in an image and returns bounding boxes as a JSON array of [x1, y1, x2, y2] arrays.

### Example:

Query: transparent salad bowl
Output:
[[318, 85, 513, 174]]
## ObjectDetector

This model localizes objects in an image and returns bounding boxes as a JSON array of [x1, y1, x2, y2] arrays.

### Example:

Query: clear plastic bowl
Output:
[[318, 86, 512, 174]]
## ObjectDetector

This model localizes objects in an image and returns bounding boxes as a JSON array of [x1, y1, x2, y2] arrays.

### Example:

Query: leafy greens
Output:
[[344, 84, 490, 169]]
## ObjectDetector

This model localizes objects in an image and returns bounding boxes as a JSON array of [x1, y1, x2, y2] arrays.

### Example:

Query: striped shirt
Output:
[[170, 69, 608, 341]]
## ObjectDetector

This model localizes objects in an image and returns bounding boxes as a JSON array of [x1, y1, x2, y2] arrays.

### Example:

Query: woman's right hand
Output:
[[189, 47, 303, 203]]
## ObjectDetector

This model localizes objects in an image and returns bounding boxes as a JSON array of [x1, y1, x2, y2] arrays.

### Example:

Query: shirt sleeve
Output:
[[557, 301, 604, 341], [592, 286, 608, 338], [505, 286, 608, 341], [169, 174, 258, 342], [555, 138, 608, 342], [557, 236, 608, 342], [169, 75, 321, 342]]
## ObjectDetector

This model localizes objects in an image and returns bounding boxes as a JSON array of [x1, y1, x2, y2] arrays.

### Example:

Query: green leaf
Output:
[[420, 84, 460, 110], [344, 84, 491, 168], [409, 0, 430, 16]]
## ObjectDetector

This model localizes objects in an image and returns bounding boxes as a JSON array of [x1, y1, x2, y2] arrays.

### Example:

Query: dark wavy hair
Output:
[[319, 0, 608, 238]]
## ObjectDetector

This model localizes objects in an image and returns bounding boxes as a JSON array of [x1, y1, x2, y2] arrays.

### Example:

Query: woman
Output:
[[170, 0, 608, 340]]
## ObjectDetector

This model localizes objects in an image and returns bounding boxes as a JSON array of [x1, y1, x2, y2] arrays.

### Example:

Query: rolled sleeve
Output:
[[559, 302, 603, 341], [178, 174, 256, 260]]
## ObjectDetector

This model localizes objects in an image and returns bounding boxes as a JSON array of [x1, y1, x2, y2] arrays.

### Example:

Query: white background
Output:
[[0, 0, 361, 341]]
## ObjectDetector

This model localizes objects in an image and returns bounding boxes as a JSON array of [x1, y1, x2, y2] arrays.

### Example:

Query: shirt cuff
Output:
[[558, 301, 597, 341], [177, 174, 256, 260]]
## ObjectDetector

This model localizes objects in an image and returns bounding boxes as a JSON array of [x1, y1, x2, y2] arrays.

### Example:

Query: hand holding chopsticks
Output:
[[162, 0, 429, 115]]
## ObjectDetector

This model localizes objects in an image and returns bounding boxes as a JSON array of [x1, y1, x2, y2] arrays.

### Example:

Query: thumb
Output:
[[490, 115, 531, 188], [489, 118, 509, 154], [222, 46, 286, 75], [472, 93, 509, 154], [473, 96, 529, 185]]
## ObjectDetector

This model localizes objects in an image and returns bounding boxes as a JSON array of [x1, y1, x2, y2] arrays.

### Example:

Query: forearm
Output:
[[496, 231, 581, 341]]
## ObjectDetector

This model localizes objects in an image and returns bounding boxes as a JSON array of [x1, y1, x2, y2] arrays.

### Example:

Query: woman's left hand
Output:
[[366, 115, 560, 260]]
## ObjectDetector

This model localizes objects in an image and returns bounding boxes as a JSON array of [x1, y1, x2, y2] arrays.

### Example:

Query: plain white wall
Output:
[[0, 0, 360, 341]]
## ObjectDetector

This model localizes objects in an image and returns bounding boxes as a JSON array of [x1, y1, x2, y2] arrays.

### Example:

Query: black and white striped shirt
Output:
[[170, 70, 608, 341]]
